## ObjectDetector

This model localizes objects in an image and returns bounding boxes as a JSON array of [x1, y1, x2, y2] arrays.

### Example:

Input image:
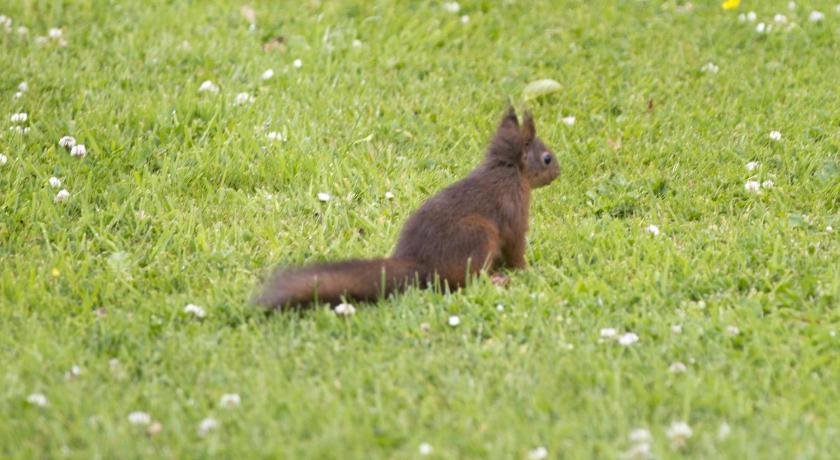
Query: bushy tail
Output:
[[254, 257, 427, 310]]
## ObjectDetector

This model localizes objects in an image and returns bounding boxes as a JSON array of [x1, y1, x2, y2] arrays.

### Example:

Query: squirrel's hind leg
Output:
[[434, 214, 501, 289]]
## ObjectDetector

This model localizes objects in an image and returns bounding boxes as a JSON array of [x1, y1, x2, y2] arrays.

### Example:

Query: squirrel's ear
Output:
[[499, 106, 519, 130], [521, 111, 535, 145]]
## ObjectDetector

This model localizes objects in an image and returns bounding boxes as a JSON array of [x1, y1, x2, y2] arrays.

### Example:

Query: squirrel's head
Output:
[[487, 107, 560, 188]]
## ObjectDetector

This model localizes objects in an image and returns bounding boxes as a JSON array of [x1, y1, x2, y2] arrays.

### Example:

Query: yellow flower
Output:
[[722, 0, 741, 9]]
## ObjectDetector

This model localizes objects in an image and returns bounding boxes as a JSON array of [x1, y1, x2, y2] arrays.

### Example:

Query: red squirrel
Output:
[[256, 107, 559, 309]]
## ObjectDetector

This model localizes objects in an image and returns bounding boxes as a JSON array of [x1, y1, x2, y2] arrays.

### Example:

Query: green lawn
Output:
[[2, 0, 839, 458]]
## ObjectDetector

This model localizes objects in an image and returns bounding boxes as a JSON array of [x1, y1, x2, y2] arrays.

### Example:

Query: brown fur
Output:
[[255, 107, 560, 310]]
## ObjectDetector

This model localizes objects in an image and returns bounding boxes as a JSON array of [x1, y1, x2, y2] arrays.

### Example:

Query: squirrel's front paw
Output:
[[490, 273, 510, 287]]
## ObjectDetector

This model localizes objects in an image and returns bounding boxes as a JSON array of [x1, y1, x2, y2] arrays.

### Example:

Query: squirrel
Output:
[[255, 107, 559, 310]]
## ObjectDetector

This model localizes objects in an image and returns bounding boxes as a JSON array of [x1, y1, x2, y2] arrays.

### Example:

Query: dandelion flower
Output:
[[293, 58, 302, 68], [219, 393, 241, 408], [744, 181, 761, 193], [666, 421, 693, 448], [0, 154, 7, 166], [618, 332, 639, 346], [184, 303, 206, 318], [70, 144, 87, 158], [528, 446, 548, 460], [128, 411, 151, 425], [562, 115, 576, 126], [261, 69, 274, 80], [54, 189, 70, 203], [808, 10, 825, 22], [419, 443, 433, 456], [443, 2, 461, 13], [27, 393, 48, 407], [10, 112, 28, 123], [669, 362, 688, 374], [448, 315, 460, 327], [726, 325, 740, 336], [198, 80, 220, 94], [317, 192, 331, 202], [746, 161, 759, 171], [334, 303, 356, 316], [646, 224, 660, 236], [59, 136, 77, 148], [721, 0, 740, 10], [769, 130, 782, 141], [600, 328, 618, 339], [235, 92, 254, 105], [198, 417, 219, 436], [629, 428, 652, 443]]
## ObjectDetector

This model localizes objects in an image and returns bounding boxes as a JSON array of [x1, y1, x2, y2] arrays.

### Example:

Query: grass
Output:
[[2, 0, 839, 458]]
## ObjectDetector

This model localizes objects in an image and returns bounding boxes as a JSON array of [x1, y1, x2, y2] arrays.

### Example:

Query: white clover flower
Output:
[[420, 322, 431, 331], [419, 442, 433, 456], [198, 417, 219, 436], [335, 303, 356, 316], [448, 315, 460, 327], [443, 1, 461, 13], [198, 80, 219, 94], [384, 191, 395, 200], [17, 26, 28, 35], [646, 224, 660, 236], [836, 5, 840, 14], [261, 69, 274, 80], [562, 115, 576, 126], [235, 92, 254, 105], [184, 303, 206, 318], [629, 428, 652, 443], [744, 181, 761, 193], [495, 303, 504, 312], [747, 11, 757, 21], [267, 131, 287, 142], [59, 136, 77, 148], [18, 81, 28, 92], [761, 180, 774, 189], [669, 362, 687, 374], [773, 14, 788, 24], [726, 325, 740, 336], [671, 324, 683, 334], [827, 226, 834, 233], [128, 411, 151, 425], [54, 189, 70, 203], [10, 112, 28, 123], [700, 62, 719, 73], [219, 393, 241, 408], [737, 13, 746, 22], [70, 144, 87, 158], [27, 393, 48, 407], [528, 446, 548, 460], [0, 15, 12, 30], [621, 442, 652, 460], [317, 192, 331, 202], [809, 10, 825, 22], [12, 91, 23, 100], [666, 421, 693, 448], [600, 328, 618, 339], [109, 358, 120, 372], [352, 39, 363, 48], [756, 22, 766, 33], [292, 58, 302, 68], [718, 422, 732, 440], [746, 161, 759, 171], [769, 130, 782, 141], [618, 332, 639, 346], [0, 154, 7, 166], [460, 15, 470, 24], [34, 36, 48, 45], [48, 27, 62, 38], [788, 2, 797, 11]]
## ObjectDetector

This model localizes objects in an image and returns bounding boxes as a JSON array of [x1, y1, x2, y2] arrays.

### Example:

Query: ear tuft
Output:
[[521, 111, 535, 145], [499, 106, 519, 130]]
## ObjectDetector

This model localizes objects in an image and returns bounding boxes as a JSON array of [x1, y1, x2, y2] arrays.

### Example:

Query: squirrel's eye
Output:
[[541, 152, 552, 165]]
